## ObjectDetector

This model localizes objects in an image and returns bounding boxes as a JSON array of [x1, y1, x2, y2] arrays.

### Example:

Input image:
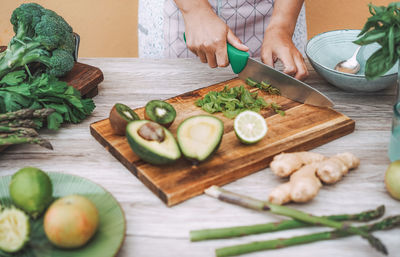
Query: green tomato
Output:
[[385, 160, 400, 200]]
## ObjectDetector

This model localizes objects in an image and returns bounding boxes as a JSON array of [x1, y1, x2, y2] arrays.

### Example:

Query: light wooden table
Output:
[[1, 58, 399, 257]]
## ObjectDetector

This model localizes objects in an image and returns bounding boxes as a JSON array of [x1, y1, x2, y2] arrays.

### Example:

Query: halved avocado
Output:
[[177, 115, 224, 163], [144, 100, 176, 128], [126, 120, 181, 165]]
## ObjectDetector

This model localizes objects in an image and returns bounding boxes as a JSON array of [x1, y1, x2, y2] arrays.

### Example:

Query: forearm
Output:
[[173, 0, 213, 16], [268, 0, 304, 35]]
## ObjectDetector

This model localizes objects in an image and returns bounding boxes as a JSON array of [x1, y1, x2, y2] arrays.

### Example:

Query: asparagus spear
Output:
[[0, 119, 37, 128], [0, 126, 39, 137], [205, 186, 387, 255], [0, 134, 53, 150], [215, 215, 400, 257], [190, 205, 385, 241], [0, 108, 54, 121]]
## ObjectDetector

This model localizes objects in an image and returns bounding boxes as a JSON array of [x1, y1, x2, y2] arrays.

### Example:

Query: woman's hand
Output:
[[261, 26, 308, 81], [181, 3, 248, 68]]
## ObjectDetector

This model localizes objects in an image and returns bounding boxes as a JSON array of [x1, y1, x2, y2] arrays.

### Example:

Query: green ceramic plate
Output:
[[0, 172, 125, 257]]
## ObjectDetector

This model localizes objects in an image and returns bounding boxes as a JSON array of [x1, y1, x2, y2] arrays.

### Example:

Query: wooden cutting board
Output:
[[90, 78, 355, 206]]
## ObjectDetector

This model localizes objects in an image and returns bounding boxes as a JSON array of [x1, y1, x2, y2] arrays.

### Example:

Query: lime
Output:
[[0, 207, 30, 253], [234, 110, 268, 144], [9, 167, 53, 219]]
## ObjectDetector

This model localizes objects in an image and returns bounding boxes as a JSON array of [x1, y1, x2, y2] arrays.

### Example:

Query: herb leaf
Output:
[[355, 3, 400, 80], [196, 85, 284, 118]]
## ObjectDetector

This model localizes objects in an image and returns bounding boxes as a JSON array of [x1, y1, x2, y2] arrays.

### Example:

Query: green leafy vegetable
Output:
[[196, 85, 284, 119], [246, 78, 281, 95], [0, 3, 75, 79], [0, 72, 95, 130], [354, 2, 400, 80]]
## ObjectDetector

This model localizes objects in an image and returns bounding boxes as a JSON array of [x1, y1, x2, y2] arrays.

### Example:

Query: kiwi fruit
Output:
[[109, 103, 140, 135], [144, 100, 176, 128]]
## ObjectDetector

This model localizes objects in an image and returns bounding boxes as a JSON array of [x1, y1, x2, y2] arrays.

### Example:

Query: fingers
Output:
[[187, 37, 228, 68], [262, 46, 308, 81], [293, 53, 309, 81], [227, 29, 249, 52], [261, 48, 274, 67]]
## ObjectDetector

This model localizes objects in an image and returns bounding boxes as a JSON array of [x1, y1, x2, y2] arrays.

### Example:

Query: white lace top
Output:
[[138, 0, 307, 58]]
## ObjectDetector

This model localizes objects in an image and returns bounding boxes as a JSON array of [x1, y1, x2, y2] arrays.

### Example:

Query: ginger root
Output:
[[317, 152, 360, 184], [269, 164, 322, 205], [270, 152, 325, 178], [268, 151, 359, 205]]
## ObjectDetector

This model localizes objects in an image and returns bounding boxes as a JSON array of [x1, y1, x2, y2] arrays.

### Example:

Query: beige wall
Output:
[[0, 0, 138, 57], [305, 0, 394, 39], [0, 1, 395, 57]]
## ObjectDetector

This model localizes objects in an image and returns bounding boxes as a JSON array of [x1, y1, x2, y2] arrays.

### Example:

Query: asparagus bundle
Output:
[[204, 186, 390, 255], [0, 108, 54, 150], [190, 205, 385, 241], [216, 215, 400, 257]]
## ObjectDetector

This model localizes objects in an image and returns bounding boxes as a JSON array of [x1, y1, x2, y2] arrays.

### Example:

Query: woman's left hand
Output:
[[261, 26, 308, 81]]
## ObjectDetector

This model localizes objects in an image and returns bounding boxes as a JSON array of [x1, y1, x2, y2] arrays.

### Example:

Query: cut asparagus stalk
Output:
[[0, 126, 39, 137], [0, 108, 54, 121], [0, 135, 53, 150], [215, 215, 400, 257], [205, 186, 387, 255], [190, 205, 385, 241], [0, 119, 38, 128]]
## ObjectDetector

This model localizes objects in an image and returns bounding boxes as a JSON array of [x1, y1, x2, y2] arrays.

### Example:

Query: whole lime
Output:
[[385, 160, 400, 200], [9, 167, 53, 218]]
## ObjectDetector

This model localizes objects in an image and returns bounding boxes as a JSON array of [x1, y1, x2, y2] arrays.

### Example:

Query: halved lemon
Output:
[[234, 110, 268, 144], [0, 207, 30, 253]]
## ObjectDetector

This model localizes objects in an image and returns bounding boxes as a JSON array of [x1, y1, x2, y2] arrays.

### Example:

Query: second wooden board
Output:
[[90, 78, 355, 206]]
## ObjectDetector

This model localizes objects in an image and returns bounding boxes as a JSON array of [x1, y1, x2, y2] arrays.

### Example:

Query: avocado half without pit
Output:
[[109, 103, 140, 136], [144, 100, 176, 128], [126, 120, 181, 165], [177, 115, 224, 163]]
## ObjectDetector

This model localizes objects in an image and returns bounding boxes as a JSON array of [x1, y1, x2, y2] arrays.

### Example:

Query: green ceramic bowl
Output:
[[0, 172, 126, 257], [306, 29, 398, 92]]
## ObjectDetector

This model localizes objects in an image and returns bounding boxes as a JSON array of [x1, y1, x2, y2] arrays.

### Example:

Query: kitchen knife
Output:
[[183, 33, 333, 107], [228, 43, 334, 107]]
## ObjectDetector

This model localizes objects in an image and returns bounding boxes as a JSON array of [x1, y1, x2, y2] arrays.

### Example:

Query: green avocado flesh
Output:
[[126, 120, 181, 165], [145, 100, 176, 125], [177, 115, 224, 162]]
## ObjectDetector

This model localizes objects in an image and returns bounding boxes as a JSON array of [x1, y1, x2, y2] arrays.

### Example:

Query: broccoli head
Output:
[[0, 3, 76, 79]]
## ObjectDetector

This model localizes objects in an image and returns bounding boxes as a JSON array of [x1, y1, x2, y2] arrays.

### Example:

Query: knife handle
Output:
[[183, 33, 249, 74]]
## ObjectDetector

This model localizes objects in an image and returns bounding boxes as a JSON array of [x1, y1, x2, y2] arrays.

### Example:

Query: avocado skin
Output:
[[126, 122, 180, 165]]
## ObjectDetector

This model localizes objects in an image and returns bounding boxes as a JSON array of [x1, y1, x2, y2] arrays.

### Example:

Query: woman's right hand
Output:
[[182, 6, 248, 68]]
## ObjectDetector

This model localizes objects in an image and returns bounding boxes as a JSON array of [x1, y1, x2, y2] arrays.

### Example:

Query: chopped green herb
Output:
[[246, 78, 281, 95], [196, 85, 284, 119]]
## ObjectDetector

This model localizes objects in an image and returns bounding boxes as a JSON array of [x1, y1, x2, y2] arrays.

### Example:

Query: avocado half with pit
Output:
[[126, 120, 181, 165], [177, 115, 224, 163]]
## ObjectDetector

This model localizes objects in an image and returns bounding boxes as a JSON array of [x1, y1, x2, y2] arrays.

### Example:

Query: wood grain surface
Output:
[[0, 58, 399, 257], [91, 77, 354, 206]]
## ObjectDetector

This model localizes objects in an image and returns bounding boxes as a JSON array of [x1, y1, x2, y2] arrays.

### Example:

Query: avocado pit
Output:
[[138, 122, 165, 142]]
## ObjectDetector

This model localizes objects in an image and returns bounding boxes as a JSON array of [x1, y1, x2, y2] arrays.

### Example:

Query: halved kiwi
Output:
[[144, 100, 176, 128], [109, 103, 140, 136]]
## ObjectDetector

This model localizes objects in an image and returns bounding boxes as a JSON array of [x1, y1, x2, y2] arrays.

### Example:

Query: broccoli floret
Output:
[[0, 3, 75, 79]]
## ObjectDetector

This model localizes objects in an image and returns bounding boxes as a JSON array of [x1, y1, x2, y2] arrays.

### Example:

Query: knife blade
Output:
[[227, 44, 334, 108], [183, 33, 333, 107]]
